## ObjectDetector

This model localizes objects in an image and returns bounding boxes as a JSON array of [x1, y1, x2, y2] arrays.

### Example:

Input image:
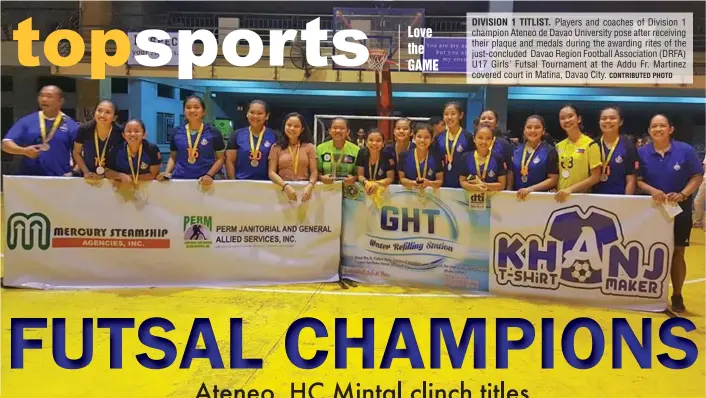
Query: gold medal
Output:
[[474, 150, 489, 182], [249, 126, 265, 168], [38, 111, 63, 150], [94, 126, 112, 173], [444, 128, 462, 170], [186, 124, 204, 165], [600, 136, 619, 177], [562, 170, 570, 179], [127, 143, 143, 185], [520, 143, 539, 177], [521, 175, 528, 183], [414, 148, 429, 182], [600, 174, 608, 182]]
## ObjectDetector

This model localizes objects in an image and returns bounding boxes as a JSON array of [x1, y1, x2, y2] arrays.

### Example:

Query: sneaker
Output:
[[671, 295, 685, 313]]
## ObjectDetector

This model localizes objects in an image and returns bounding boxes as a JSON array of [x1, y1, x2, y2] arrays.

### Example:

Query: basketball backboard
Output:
[[332, 7, 425, 72]]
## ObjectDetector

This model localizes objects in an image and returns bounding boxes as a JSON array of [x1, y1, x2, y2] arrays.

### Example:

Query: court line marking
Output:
[[235, 287, 486, 298], [238, 277, 706, 297]]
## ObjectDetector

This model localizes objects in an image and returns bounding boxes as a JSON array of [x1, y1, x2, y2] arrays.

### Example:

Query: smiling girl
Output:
[[508, 115, 559, 199], [225, 100, 277, 180], [104, 119, 161, 186], [399, 123, 443, 191], [382, 117, 415, 184], [555, 104, 602, 203], [268, 112, 318, 202], [357, 128, 395, 195], [593, 106, 637, 195], [432, 102, 473, 188], [459, 124, 506, 192], [158, 95, 225, 185], [72, 99, 123, 181], [316, 117, 360, 185]]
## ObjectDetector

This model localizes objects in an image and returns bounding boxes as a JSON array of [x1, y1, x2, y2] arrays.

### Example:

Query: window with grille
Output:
[[157, 112, 175, 144]]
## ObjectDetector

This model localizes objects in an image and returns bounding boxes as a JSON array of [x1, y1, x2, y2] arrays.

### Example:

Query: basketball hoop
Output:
[[367, 49, 390, 72]]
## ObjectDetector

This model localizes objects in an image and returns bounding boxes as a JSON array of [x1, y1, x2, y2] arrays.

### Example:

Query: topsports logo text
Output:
[[12, 18, 369, 79]]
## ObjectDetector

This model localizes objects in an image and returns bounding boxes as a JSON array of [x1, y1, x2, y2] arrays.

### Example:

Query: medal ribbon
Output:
[[474, 150, 490, 181], [369, 155, 380, 182], [414, 149, 429, 181], [249, 126, 265, 160], [186, 123, 205, 160], [94, 127, 113, 168], [39, 111, 63, 145], [520, 143, 539, 176], [444, 128, 462, 165], [127, 143, 143, 185], [600, 136, 619, 176], [395, 141, 410, 165], [288, 144, 300, 176]]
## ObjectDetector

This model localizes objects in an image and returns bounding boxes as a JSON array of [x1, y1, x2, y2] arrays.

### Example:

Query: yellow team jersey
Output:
[[556, 134, 602, 191]]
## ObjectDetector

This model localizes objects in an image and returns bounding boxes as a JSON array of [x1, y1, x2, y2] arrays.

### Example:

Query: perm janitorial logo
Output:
[[6, 212, 51, 250], [183, 216, 212, 248], [5, 211, 170, 250], [493, 206, 669, 299]]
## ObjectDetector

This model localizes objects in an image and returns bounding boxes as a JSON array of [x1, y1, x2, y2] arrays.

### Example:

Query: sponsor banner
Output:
[[341, 183, 491, 292], [3, 177, 341, 288], [490, 192, 673, 312]]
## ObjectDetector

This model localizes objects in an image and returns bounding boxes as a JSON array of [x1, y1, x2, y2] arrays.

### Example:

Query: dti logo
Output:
[[493, 206, 669, 299], [6, 212, 51, 250]]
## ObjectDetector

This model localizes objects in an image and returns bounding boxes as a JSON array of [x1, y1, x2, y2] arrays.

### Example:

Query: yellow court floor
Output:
[[0, 228, 704, 397]]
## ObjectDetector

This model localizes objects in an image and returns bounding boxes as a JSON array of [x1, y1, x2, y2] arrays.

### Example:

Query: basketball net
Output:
[[367, 49, 390, 73]]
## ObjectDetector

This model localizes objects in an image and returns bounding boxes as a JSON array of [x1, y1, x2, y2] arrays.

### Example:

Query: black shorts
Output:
[[674, 208, 693, 247]]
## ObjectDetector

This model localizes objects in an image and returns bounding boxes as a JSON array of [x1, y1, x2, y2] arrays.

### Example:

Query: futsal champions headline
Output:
[[10, 316, 699, 370], [12, 17, 370, 79]]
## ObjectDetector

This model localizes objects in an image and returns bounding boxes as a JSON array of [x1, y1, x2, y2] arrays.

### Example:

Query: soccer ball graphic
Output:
[[570, 259, 593, 282]]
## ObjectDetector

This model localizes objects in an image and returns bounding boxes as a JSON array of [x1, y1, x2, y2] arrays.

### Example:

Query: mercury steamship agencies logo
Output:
[[6, 212, 170, 250]]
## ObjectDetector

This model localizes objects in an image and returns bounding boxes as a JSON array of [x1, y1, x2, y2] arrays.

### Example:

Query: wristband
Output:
[[282, 183, 290, 191]]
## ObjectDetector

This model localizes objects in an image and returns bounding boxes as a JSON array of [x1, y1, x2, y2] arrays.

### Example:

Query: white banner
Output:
[[128, 32, 179, 66], [341, 184, 491, 292], [2, 177, 341, 288], [489, 192, 673, 312]]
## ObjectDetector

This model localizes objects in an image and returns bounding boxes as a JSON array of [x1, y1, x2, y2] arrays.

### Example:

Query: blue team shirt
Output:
[[106, 140, 162, 175], [355, 149, 395, 180], [382, 141, 415, 184], [169, 124, 225, 179], [226, 127, 277, 180], [511, 142, 559, 189], [637, 140, 702, 208], [593, 136, 638, 195], [4, 111, 79, 176], [491, 136, 515, 173], [399, 150, 444, 182], [432, 129, 473, 188], [458, 151, 507, 184], [74, 123, 124, 174]]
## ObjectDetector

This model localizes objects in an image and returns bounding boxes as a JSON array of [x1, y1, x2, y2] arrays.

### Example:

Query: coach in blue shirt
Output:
[[2, 85, 79, 176], [637, 114, 703, 314]]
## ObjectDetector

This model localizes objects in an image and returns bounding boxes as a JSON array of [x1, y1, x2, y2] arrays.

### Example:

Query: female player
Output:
[[637, 114, 703, 313], [268, 112, 318, 202], [72, 99, 123, 181], [158, 96, 225, 185], [432, 101, 473, 188], [592, 106, 637, 195], [225, 100, 277, 180], [508, 115, 559, 198], [458, 124, 507, 192], [356, 128, 395, 195], [382, 117, 415, 183], [316, 117, 360, 185], [104, 119, 161, 186], [554, 105, 602, 203], [399, 123, 444, 191], [477, 108, 515, 188]]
